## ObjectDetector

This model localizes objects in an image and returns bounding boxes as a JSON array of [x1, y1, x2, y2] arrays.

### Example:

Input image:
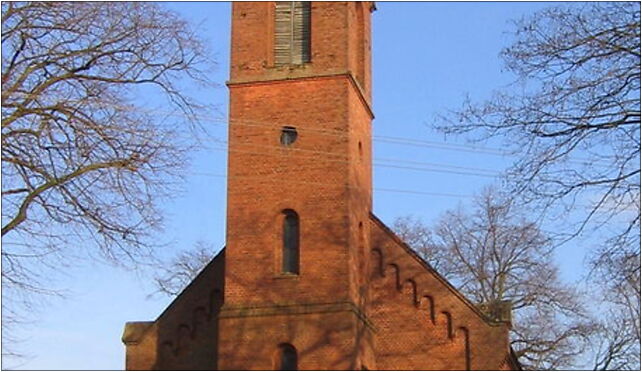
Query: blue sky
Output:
[[8, 2, 588, 369]]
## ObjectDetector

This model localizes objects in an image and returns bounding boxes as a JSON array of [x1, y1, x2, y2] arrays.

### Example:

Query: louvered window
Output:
[[275, 2, 311, 66]]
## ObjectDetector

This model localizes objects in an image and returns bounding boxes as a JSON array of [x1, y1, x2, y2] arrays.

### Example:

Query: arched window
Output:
[[282, 209, 300, 274], [274, 2, 311, 65], [277, 343, 298, 370]]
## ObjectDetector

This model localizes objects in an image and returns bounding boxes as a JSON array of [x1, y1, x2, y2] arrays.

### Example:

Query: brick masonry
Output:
[[122, 2, 518, 370]]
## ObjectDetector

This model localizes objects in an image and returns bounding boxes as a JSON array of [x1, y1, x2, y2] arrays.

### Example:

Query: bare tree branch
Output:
[[438, 3, 640, 245], [149, 241, 216, 297], [436, 5, 640, 368], [1, 1, 215, 360], [395, 188, 596, 370]]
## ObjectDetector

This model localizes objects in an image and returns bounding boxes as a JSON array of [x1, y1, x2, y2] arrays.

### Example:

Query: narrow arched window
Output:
[[277, 343, 298, 370], [275, 2, 311, 65], [282, 209, 300, 274]]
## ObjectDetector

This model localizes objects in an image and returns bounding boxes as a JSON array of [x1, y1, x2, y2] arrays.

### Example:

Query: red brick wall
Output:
[[230, 1, 374, 98], [123, 250, 225, 370], [123, 322, 157, 370], [220, 2, 376, 369], [218, 307, 368, 370], [122, 3, 514, 370], [368, 215, 511, 370], [225, 1, 375, 307]]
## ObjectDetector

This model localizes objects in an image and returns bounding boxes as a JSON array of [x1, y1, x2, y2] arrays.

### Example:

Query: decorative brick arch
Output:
[[371, 248, 384, 277]]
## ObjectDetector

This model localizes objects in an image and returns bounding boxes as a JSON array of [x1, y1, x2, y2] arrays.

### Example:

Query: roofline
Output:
[[154, 247, 226, 322], [509, 347, 523, 370], [125, 247, 226, 342], [369, 213, 508, 328]]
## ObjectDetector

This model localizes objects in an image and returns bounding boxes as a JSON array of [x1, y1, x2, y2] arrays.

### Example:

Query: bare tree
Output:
[[1, 2, 213, 358], [437, 5, 640, 366], [439, 2, 640, 273], [394, 189, 596, 370], [585, 243, 641, 370], [589, 309, 640, 371], [392, 216, 455, 278], [151, 241, 216, 297], [592, 241, 641, 342]]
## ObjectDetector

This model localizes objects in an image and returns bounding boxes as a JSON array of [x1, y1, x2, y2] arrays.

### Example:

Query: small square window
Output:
[[280, 126, 298, 146]]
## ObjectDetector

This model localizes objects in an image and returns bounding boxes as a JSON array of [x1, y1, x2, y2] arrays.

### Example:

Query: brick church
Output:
[[122, 2, 520, 370]]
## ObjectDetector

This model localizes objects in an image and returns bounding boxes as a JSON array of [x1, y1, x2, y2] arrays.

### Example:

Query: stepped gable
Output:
[[368, 214, 513, 369], [123, 250, 225, 370]]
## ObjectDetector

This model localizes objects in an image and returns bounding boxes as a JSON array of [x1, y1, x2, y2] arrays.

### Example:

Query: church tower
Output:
[[219, 2, 377, 369], [122, 3, 518, 370]]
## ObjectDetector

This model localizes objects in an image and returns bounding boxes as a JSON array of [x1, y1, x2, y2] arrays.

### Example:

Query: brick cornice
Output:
[[219, 301, 376, 331], [122, 321, 154, 345], [227, 71, 375, 120]]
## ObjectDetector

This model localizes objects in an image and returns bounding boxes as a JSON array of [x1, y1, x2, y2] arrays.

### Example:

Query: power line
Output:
[[0, 93, 521, 153], [207, 146, 502, 178], [373, 136, 507, 156], [374, 163, 498, 178], [208, 138, 502, 175], [189, 171, 474, 199], [5, 93, 617, 166], [189, 115, 623, 166]]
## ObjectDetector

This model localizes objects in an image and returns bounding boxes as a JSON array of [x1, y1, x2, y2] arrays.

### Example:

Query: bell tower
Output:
[[219, 1, 377, 369]]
